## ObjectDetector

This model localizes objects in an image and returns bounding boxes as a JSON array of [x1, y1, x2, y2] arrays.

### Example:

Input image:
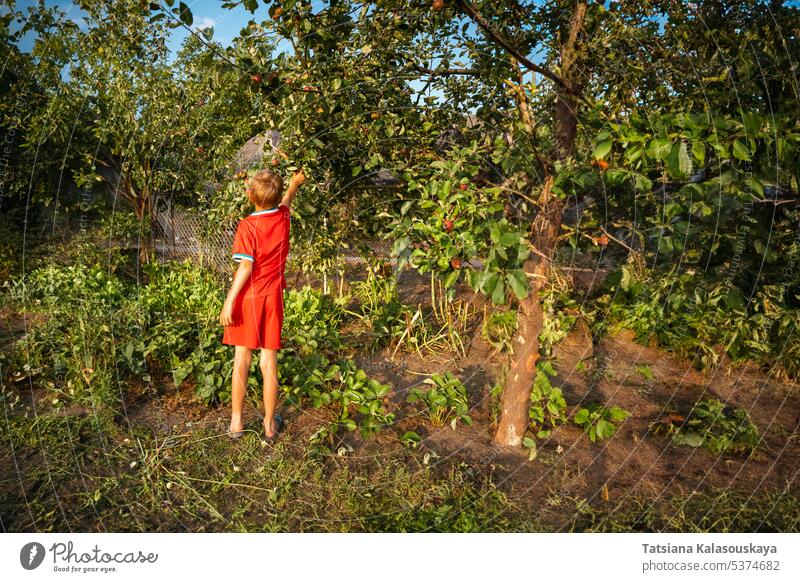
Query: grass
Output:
[[569, 489, 800, 532], [0, 409, 524, 532], [3, 406, 798, 532]]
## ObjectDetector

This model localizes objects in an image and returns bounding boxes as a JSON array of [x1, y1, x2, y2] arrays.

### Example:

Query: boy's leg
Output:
[[259, 348, 279, 435], [230, 345, 252, 433]]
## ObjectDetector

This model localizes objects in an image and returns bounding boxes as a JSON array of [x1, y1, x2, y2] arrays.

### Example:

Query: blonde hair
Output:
[[247, 169, 283, 207]]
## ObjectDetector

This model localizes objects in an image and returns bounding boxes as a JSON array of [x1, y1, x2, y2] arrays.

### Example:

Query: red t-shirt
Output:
[[231, 205, 290, 298]]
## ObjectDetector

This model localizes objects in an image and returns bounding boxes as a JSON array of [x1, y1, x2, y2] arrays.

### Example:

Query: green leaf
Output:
[[620, 265, 634, 291], [667, 141, 692, 179], [482, 271, 500, 295], [596, 418, 615, 440], [593, 139, 612, 160], [491, 278, 506, 305], [443, 269, 459, 289], [506, 269, 529, 299], [672, 431, 704, 447], [499, 232, 519, 247], [692, 141, 706, 165], [177, 1, 193, 26], [647, 138, 672, 161], [489, 222, 501, 244], [732, 138, 751, 161], [745, 176, 764, 198]]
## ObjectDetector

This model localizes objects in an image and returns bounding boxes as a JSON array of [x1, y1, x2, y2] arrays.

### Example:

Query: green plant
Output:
[[635, 364, 654, 381], [539, 288, 579, 357], [400, 431, 421, 448], [335, 360, 395, 437], [653, 398, 761, 456], [349, 268, 441, 356], [527, 361, 568, 439], [481, 308, 518, 353], [295, 358, 396, 454], [282, 285, 344, 355], [573, 403, 630, 443], [407, 371, 473, 429]]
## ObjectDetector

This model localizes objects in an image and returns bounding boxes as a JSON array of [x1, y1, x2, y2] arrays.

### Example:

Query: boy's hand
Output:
[[219, 301, 234, 327], [289, 169, 305, 189]]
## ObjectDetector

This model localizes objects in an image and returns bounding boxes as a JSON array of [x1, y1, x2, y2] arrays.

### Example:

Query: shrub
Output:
[[653, 398, 761, 456]]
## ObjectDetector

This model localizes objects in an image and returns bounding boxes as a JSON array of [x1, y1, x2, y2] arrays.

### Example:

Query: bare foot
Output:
[[230, 417, 244, 433], [262, 416, 278, 438]]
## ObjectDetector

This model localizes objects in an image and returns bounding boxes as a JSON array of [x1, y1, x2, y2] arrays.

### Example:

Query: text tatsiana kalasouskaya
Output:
[[642, 543, 777, 557]]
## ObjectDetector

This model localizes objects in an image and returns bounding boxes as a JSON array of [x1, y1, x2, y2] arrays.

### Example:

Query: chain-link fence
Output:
[[154, 204, 237, 273]]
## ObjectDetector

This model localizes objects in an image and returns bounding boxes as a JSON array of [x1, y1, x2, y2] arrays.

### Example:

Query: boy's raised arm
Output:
[[280, 169, 306, 209]]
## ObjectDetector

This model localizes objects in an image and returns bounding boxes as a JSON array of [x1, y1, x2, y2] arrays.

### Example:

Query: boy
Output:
[[219, 167, 305, 441]]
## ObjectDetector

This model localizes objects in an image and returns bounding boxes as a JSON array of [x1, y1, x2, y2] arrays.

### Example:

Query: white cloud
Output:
[[193, 17, 215, 31]]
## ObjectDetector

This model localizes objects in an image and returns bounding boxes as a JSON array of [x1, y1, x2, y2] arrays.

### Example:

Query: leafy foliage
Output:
[[387, 144, 531, 304], [600, 267, 800, 378]]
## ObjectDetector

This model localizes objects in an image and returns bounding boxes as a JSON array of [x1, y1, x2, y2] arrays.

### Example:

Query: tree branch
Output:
[[411, 64, 479, 76], [455, 0, 578, 95]]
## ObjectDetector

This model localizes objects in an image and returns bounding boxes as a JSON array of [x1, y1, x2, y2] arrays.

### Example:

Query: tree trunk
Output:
[[494, 1, 587, 447], [495, 175, 562, 445], [123, 173, 155, 265]]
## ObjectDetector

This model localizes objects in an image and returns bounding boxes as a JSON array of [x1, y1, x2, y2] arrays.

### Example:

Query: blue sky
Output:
[[10, 0, 280, 57], [11, 0, 800, 55]]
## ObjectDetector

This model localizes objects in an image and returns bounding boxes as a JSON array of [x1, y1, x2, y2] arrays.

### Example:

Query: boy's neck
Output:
[[252, 204, 279, 213]]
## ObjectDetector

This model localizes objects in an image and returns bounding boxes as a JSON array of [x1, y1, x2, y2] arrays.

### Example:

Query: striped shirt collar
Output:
[[251, 206, 280, 216]]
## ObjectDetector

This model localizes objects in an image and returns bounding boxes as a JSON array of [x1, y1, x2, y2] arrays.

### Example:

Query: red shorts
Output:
[[222, 291, 284, 350]]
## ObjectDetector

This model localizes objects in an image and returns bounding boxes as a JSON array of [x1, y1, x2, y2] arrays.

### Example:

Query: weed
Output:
[[407, 371, 473, 429], [635, 364, 654, 381], [481, 307, 517, 353], [652, 397, 761, 456], [527, 361, 568, 439], [573, 403, 630, 443], [539, 288, 579, 356]]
